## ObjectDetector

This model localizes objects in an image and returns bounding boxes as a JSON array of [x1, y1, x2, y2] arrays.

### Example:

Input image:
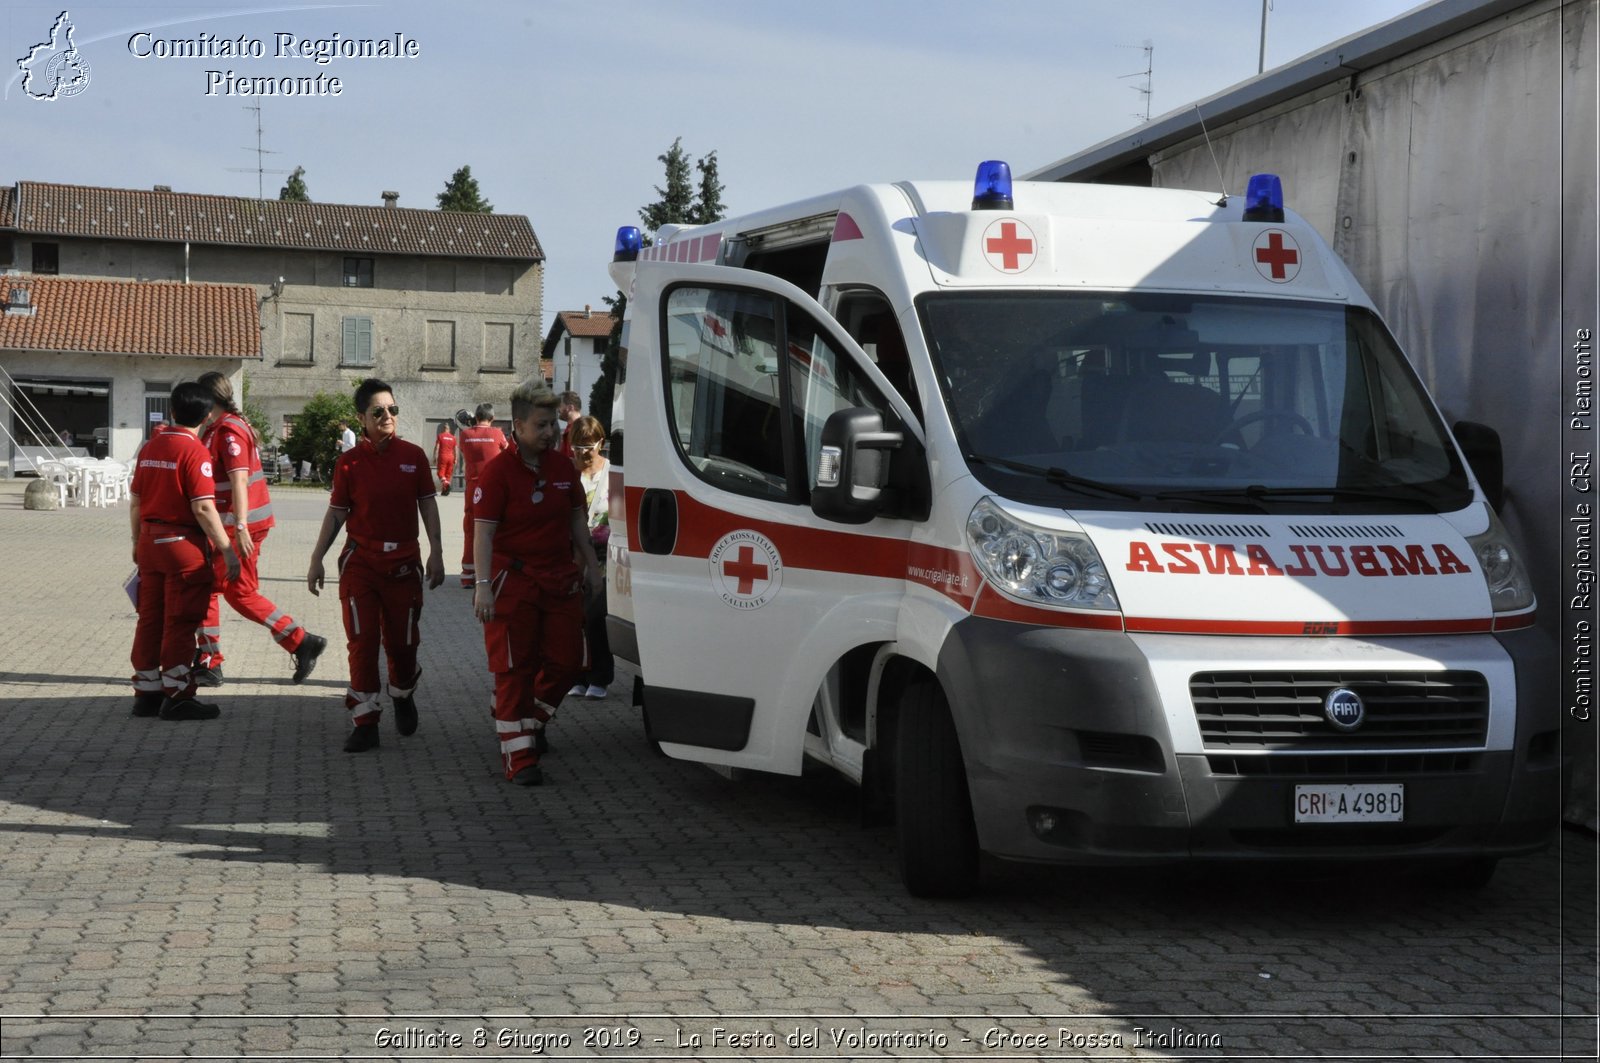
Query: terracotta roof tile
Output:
[[0, 274, 260, 359], [0, 186, 13, 229], [557, 309, 618, 338], [10, 181, 542, 261]]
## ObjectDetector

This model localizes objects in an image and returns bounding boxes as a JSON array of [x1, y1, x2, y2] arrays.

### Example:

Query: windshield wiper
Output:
[[1155, 483, 1439, 510], [965, 452, 1146, 500]]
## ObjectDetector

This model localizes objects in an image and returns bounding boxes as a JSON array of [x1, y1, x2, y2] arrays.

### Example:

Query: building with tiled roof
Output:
[[0, 275, 260, 469], [0, 275, 260, 359], [540, 306, 617, 412], [1, 179, 545, 474]]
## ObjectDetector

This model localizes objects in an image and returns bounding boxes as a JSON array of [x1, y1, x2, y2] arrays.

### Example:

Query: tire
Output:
[[893, 681, 980, 898]]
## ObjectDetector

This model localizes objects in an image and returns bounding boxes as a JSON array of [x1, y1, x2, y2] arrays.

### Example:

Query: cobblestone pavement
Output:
[[0, 480, 1594, 1060]]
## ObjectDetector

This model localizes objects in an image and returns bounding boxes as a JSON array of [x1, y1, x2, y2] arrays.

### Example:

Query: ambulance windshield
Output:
[[919, 292, 1472, 512]]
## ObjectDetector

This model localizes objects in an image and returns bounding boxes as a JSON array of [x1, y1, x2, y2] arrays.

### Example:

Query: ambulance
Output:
[[602, 162, 1557, 897]]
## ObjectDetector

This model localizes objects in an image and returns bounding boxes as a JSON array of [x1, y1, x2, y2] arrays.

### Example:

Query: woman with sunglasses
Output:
[[471, 379, 602, 786], [306, 378, 446, 753], [566, 416, 614, 701]]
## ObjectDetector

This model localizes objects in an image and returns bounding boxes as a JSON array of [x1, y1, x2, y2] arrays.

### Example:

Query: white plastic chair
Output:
[[35, 460, 73, 507]]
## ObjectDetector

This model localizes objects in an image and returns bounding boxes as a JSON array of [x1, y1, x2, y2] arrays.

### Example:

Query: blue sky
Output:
[[2, 0, 1426, 329]]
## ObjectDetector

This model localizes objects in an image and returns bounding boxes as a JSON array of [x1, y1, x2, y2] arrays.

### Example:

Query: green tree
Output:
[[436, 165, 493, 213], [240, 371, 274, 447], [278, 166, 310, 203], [639, 138, 693, 233], [687, 150, 725, 225], [283, 390, 357, 482]]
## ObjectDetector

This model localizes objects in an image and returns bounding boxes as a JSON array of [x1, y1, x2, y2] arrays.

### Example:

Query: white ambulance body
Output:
[[604, 165, 1557, 896]]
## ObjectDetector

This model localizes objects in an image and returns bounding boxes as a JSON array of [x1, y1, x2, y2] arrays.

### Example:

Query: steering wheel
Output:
[[1213, 409, 1315, 448]]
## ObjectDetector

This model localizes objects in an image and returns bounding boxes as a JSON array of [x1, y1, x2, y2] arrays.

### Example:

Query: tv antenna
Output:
[[225, 105, 291, 199], [1118, 40, 1154, 123]]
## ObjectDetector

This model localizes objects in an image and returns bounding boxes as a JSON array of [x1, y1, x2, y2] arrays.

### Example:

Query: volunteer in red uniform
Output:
[[128, 382, 240, 721], [458, 402, 508, 588], [193, 371, 326, 687], [433, 421, 457, 496], [556, 391, 582, 459], [472, 380, 602, 786], [306, 378, 446, 753]]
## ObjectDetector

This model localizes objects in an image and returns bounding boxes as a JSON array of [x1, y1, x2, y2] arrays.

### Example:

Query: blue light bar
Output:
[[971, 160, 1014, 211], [1241, 173, 1285, 223], [613, 225, 642, 262]]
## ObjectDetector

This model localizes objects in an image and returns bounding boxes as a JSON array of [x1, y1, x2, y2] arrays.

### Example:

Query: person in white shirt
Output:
[[337, 420, 357, 454], [566, 416, 613, 699]]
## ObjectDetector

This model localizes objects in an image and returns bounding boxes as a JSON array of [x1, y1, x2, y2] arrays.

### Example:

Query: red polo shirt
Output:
[[202, 412, 275, 534], [460, 425, 508, 483], [474, 446, 583, 571], [329, 435, 435, 554], [434, 430, 457, 465], [132, 426, 215, 526]]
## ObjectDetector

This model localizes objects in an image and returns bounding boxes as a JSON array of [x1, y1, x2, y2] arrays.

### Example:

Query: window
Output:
[[424, 319, 456, 367], [426, 261, 455, 293], [282, 312, 314, 363], [342, 257, 374, 288], [483, 322, 514, 371], [664, 286, 790, 501], [593, 336, 609, 355], [340, 316, 374, 366], [662, 285, 894, 503], [31, 242, 59, 275]]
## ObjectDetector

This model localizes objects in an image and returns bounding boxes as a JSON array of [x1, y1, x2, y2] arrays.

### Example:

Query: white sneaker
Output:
[[584, 684, 608, 699], [567, 684, 586, 698]]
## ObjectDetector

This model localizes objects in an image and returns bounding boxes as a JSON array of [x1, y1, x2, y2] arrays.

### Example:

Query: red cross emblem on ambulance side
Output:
[[708, 530, 784, 610], [982, 219, 1037, 274], [1253, 229, 1301, 283]]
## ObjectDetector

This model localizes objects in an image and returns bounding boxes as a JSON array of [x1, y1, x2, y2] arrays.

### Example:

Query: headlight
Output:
[[1465, 507, 1535, 613], [965, 497, 1119, 610]]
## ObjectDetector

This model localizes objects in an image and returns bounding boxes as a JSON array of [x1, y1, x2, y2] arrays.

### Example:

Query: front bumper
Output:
[[936, 618, 1560, 865]]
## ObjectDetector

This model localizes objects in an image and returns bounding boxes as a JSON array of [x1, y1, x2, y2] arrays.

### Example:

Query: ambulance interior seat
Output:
[[1116, 359, 1228, 445], [966, 350, 1060, 457], [855, 311, 921, 418], [1048, 348, 1105, 450]]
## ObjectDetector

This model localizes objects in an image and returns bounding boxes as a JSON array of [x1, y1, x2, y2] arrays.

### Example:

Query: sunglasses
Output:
[[366, 405, 400, 418], [574, 443, 601, 453]]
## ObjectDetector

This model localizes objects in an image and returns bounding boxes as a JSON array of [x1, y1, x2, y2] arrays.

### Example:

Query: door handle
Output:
[[638, 488, 678, 555]]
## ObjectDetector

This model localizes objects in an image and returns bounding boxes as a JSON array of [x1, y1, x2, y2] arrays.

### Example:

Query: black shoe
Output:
[[159, 698, 220, 721], [291, 634, 326, 684], [394, 693, 418, 736], [343, 723, 379, 753], [534, 729, 549, 755], [192, 666, 223, 689], [512, 764, 543, 786], [130, 692, 163, 718]]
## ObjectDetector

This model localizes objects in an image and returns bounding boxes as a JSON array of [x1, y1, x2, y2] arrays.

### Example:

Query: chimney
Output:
[[381, 190, 399, 208], [584, 304, 591, 317], [153, 184, 172, 193]]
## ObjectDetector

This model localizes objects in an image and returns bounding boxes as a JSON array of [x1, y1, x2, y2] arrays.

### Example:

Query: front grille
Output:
[[1206, 752, 1482, 778], [1190, 671, 1489, 751]]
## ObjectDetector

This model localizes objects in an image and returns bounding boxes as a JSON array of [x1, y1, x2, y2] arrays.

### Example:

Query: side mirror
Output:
[[811, 408, 903, 524], [1452, 420, 1504, 512]]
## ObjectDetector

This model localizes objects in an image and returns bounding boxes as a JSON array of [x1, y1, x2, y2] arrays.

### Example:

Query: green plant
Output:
[[284, 390, 357, 478]]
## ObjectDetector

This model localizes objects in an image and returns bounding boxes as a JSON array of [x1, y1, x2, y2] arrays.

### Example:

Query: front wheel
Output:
[[893, 681, 980, 898]]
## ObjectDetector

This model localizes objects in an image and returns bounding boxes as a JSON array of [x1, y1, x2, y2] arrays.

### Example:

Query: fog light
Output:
[[1031, 809, 1058, 836]]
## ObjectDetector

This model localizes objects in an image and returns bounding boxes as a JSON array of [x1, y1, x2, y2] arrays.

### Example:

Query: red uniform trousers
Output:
[[197, 528, 305, 668], [483, 567, 586, 779], [437, 457, 455, 493], [337, 543, 424, 726], [131, 526, 215, 702], [460, 478, 481, 585]]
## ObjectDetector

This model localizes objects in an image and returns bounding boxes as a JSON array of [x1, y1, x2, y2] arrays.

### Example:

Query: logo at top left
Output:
[[17, 10, 91, 101]]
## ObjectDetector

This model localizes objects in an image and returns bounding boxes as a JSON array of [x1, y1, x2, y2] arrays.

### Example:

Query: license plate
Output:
[[1293, 783, 1404, 823]]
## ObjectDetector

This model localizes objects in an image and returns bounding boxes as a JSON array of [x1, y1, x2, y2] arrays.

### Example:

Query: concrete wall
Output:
[[8, 232, 543, 447]]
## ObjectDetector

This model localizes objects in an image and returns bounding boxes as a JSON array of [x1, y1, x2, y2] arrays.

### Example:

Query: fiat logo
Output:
[[1323, 687, 1365, 732]]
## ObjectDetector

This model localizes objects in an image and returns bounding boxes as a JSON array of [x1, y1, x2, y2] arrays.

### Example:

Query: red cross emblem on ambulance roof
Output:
[[982, 219, 1037, 274], [1252, 229, 1301, 283]]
